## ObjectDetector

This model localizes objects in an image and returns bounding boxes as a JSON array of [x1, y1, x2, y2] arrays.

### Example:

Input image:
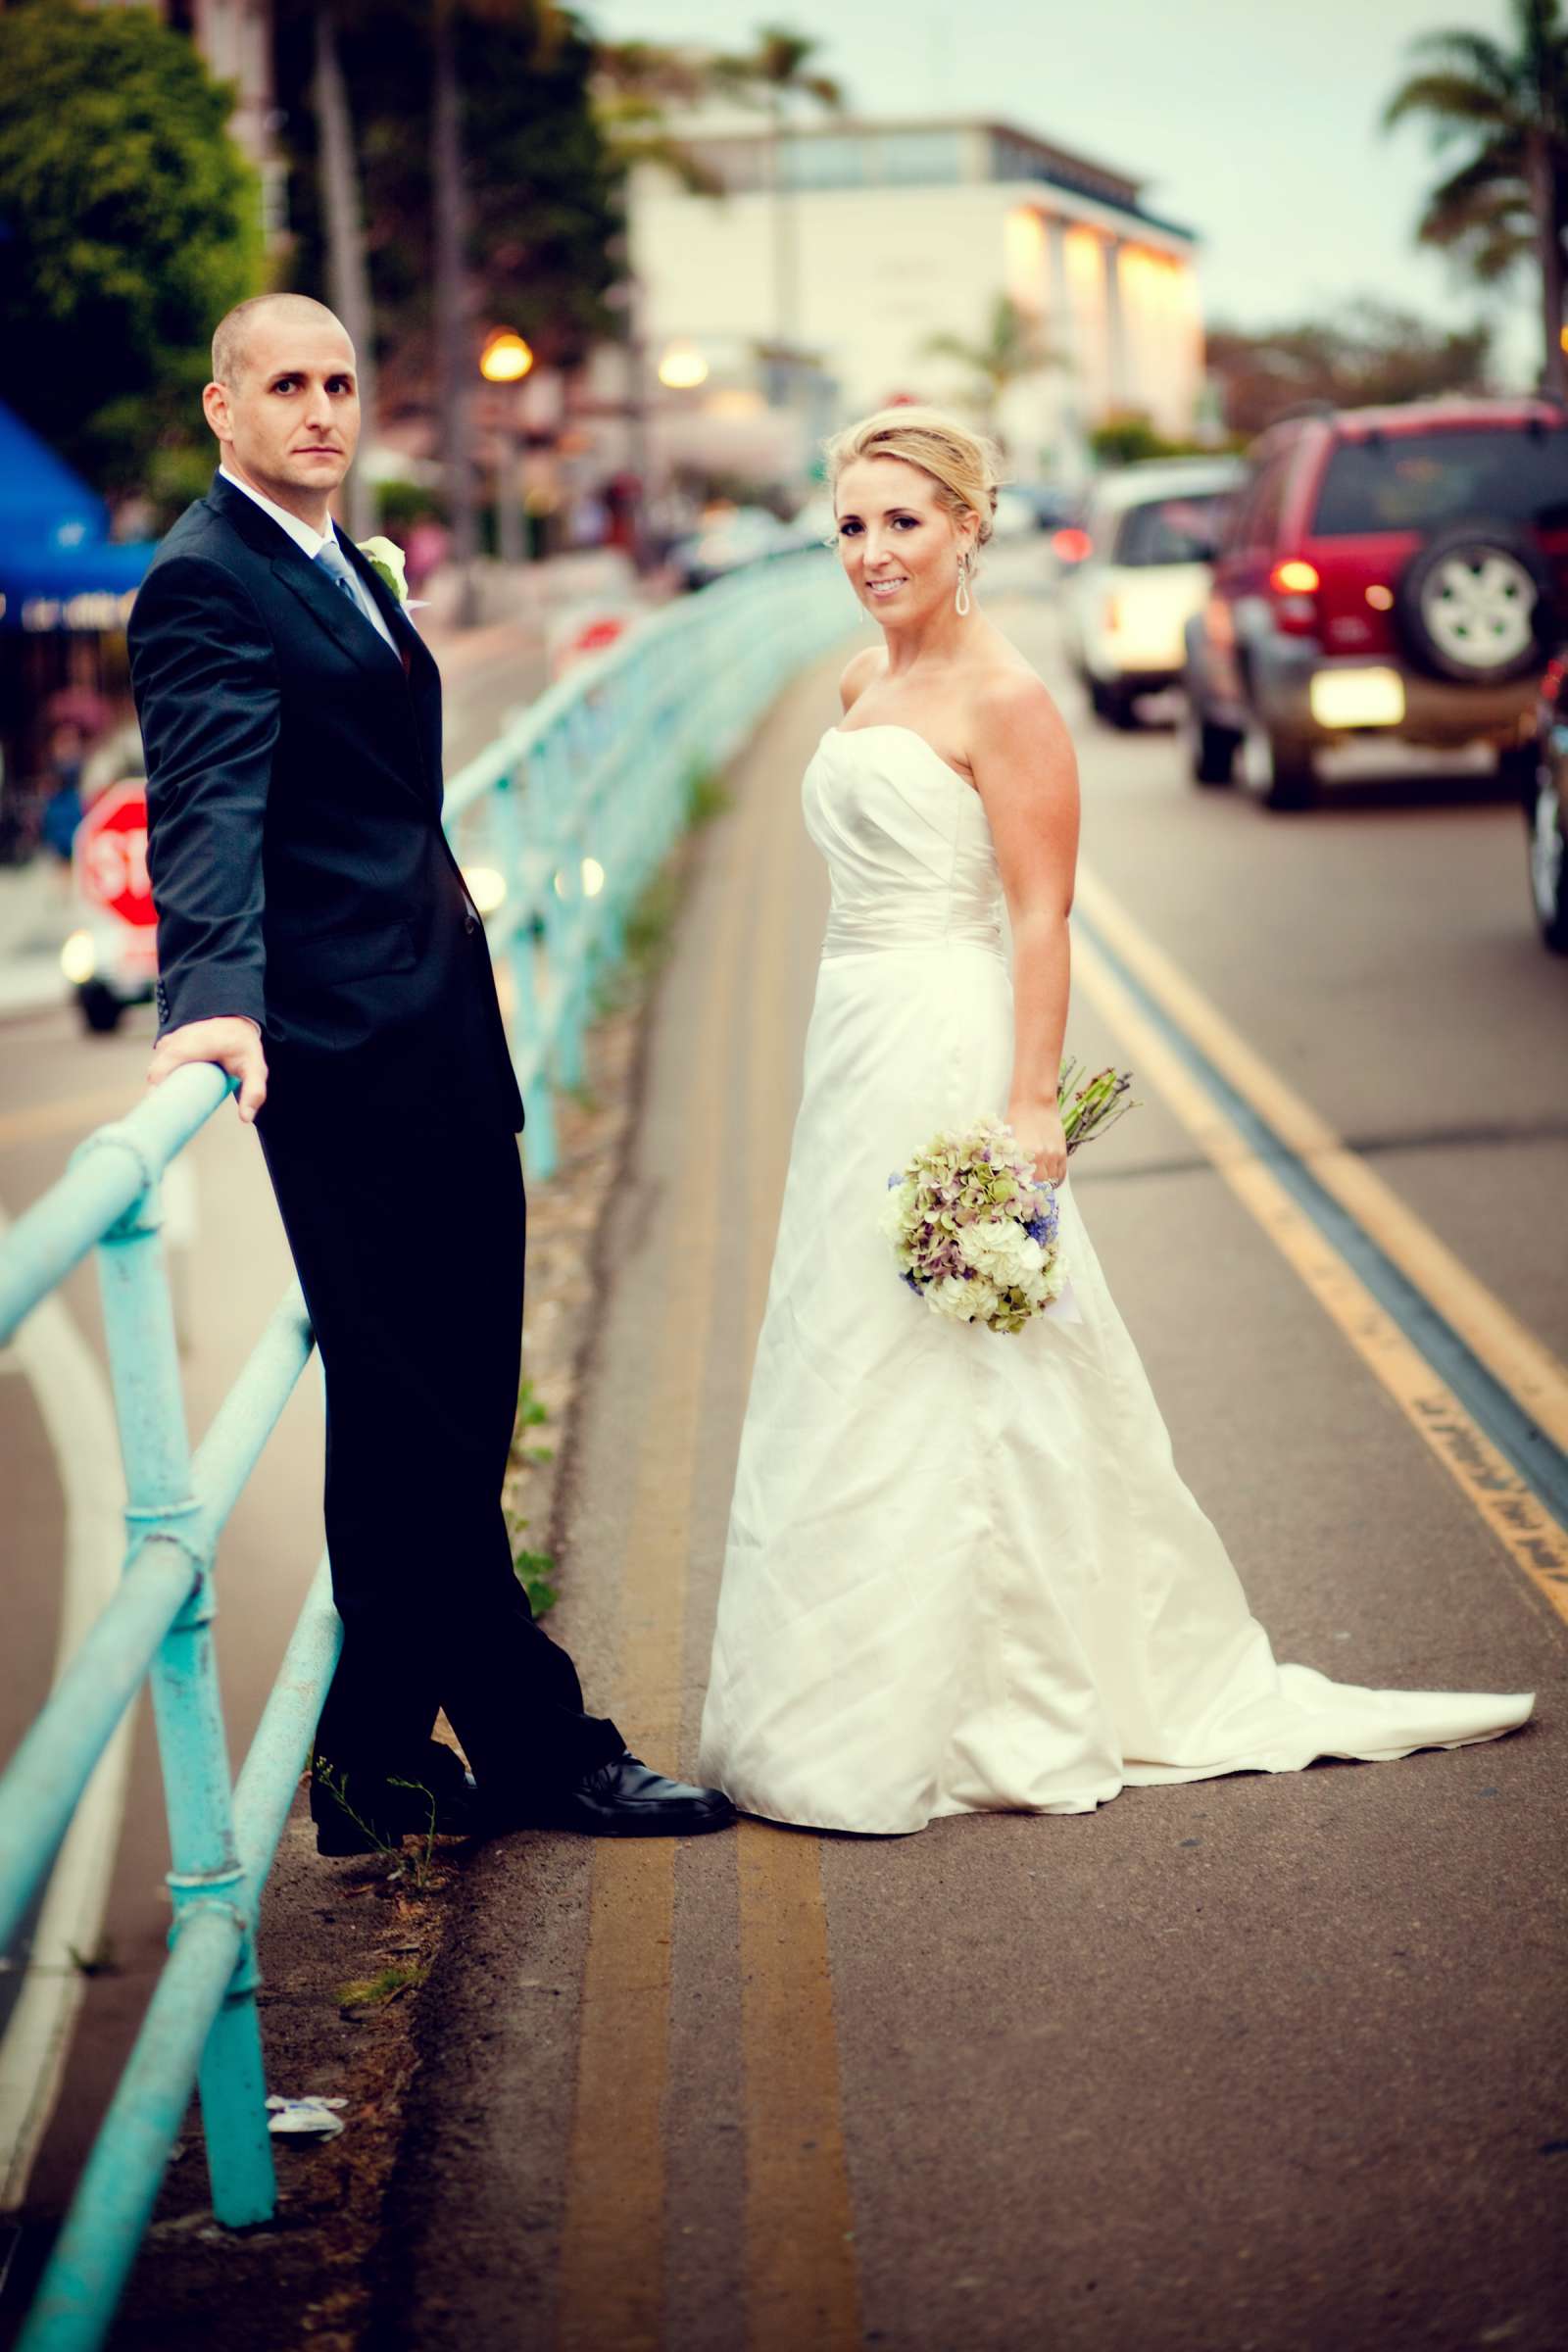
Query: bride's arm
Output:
[[969, 676, 1080, 1184]]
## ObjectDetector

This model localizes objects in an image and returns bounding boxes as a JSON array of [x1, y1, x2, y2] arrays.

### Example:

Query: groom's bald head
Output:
[[212, 293, 352, 387], [203, 294, 360, 524]]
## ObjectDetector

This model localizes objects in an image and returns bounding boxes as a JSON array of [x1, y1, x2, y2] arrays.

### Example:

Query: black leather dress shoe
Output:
[[519, 1753, 735, 1838], [312, 1741, 482, 1857]]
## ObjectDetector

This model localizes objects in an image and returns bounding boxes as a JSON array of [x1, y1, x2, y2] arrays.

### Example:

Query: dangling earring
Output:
[[955, 551, 972, 617]]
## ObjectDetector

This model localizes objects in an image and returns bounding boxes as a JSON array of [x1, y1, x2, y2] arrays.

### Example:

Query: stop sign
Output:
[[74, 781, 155, 928]]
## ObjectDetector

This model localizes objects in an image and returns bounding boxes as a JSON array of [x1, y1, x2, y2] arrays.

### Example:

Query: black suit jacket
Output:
[[126, 472, 523, 1130]]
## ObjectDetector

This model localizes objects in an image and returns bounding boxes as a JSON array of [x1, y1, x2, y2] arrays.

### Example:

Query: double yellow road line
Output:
[[1073, 863, 1568, 1621]]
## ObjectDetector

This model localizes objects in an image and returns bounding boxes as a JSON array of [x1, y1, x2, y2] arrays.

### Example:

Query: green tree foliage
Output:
[[274, 1, 623, 413], [1206, 302, 1494, 438], [1087, 415, 1211, 466], [1383, 0, 1568, 393], [0, 0, 261, 497]]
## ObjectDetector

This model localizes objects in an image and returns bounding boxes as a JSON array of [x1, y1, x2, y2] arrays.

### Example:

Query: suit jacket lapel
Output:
[[341, 535, 438, 688], [338, 538, 445, 798], [202, 475, 443, 806], [269, 548, 399, 678]]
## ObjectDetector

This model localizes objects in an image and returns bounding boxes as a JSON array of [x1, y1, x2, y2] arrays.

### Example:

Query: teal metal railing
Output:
[[0, 547, 847, 2349]]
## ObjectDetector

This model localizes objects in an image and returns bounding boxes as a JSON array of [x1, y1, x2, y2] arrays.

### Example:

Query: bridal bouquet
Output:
[[882, 1064, 1137, 1335], [882, 1118, 1067, 1335]]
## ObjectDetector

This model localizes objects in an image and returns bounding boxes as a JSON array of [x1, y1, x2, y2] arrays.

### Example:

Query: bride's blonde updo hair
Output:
[[823, 406, 1003, 548]]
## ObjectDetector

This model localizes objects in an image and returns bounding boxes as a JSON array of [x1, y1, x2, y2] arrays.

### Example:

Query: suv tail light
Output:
[[1268, 555, 1320, 635], [1269, 559, 1319, 595]]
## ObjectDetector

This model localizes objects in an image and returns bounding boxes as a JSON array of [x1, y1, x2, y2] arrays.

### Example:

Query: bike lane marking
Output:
[[1071, 884, 1568, 1624]]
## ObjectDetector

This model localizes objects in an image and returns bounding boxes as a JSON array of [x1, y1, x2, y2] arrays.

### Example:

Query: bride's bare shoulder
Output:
[[966, 656, 1076, 787], [838, 644, 885, 714]]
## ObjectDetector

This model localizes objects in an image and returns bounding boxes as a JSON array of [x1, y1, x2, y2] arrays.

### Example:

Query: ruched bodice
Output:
[[806, 725, 1004, 959]]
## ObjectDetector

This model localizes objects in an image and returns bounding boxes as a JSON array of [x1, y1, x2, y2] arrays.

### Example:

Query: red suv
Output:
[[1183, 397, 1566, 810]]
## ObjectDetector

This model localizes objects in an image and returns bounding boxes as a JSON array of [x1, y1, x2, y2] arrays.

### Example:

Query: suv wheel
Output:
[[78, 981, 124, 1035], [1184, 697, 1239, 787], [1529, 767, 1568, 954], [1397, 521, 1553, 687], [1243, 727, 1315, 812]]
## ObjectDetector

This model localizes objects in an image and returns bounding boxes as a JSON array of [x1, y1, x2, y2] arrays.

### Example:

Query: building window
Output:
[[781, 134, 869, 190], [876, 130, 963, 186]]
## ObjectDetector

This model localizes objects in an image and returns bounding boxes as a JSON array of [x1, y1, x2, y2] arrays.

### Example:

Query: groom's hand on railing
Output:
[[148, 1017, 269, 1124]]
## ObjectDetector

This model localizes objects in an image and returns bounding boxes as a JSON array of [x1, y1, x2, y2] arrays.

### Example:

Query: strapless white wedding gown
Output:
[[696, 723, 1535, 1834]]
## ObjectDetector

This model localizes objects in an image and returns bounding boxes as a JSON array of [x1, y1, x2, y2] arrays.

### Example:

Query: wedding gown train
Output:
[[695, 722, 1534, 1835]]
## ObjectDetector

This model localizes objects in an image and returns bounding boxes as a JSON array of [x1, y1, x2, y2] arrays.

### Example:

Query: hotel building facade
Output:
[[631, 114, 1206, 485]]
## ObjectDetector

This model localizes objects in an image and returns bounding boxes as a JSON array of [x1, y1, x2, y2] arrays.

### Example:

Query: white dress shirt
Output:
[[218, 465, 397, 652]]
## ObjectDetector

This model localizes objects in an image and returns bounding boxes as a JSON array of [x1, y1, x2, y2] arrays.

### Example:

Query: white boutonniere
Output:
[[357, 535, 409, 605]]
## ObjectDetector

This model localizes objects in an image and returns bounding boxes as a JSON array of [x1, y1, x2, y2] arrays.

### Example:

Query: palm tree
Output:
[[432, 0, 477, 615], [312, 4, 379, 538], [921, 295, 1056, 452], [592, 39, 722, 190], [1384, 0, 1568, 398], [710, 26, 843, 356]]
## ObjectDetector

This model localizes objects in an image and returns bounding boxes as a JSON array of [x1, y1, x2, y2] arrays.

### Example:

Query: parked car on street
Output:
[[1182, 397, 1567, 809], [1061, 458, 1246, 728], [1528, 651, 1568, 953], [668, 504, 794, 592]]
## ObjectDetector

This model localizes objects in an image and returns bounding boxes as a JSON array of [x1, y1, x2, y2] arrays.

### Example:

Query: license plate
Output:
[[1309, 667, 1406, 728]]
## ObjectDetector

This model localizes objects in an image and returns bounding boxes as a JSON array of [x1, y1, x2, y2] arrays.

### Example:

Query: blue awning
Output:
[[0, 403, 155, 633], [0, 539, 154, 634]]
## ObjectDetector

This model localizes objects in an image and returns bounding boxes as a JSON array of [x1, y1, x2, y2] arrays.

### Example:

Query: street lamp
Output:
[[658, 341, 710, 391], [480, 330, 535, 565]]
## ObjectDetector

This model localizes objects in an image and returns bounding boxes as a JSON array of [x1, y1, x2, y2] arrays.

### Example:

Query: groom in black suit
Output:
[[127, 293, 731, 1850]]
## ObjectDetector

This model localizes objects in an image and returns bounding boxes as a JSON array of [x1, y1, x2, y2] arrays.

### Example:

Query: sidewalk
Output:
[[0, 860, 73, 1020], [356, 644, 1562, 2351]]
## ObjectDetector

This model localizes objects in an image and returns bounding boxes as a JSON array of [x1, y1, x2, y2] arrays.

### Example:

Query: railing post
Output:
[[493, 763, 561, 1177], [80, 1132, 276, 2230]]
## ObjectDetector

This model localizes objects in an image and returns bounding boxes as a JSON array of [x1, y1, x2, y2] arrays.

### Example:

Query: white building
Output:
[[630, 114, 1205, 487]]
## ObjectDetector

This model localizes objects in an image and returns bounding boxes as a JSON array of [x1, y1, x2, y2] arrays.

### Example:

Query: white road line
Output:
[[0, 1208, 132, 2212]]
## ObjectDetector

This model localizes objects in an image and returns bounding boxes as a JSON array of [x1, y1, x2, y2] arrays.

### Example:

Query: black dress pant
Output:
[[257, 1101, 624, 1798]]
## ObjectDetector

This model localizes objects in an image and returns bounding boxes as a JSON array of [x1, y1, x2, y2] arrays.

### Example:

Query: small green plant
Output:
[[513, 1539, 560, 1616], [336, 1962, 428, 2012], [684, 765, 731, 829], [513, 1378, 554, 1467], [313, 1758, 444, 1894]]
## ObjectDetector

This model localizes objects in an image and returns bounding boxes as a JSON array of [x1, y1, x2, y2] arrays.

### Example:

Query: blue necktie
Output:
[[315, 537, 396, 653]]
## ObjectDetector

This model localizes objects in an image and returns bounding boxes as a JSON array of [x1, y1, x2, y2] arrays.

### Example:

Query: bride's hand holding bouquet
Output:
[[1007, 1098, 1067, 1186]]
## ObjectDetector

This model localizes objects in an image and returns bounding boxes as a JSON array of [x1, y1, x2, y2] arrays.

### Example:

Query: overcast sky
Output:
[[586, 0, 1533, 379]]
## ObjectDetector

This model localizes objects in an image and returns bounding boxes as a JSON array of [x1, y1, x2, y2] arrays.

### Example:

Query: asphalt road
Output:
[[374, 596, 1568, 2352], [0, 625, 548, 2234]]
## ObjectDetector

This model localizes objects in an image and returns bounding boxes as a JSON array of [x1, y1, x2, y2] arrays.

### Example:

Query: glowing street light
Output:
[[481, 329, 535, 383], [480, 332, 536, 566], [658, 341, 710, 390]]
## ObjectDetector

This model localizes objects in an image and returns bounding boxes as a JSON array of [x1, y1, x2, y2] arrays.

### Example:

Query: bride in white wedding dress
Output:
[[696, 406, 1534, 1837]]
